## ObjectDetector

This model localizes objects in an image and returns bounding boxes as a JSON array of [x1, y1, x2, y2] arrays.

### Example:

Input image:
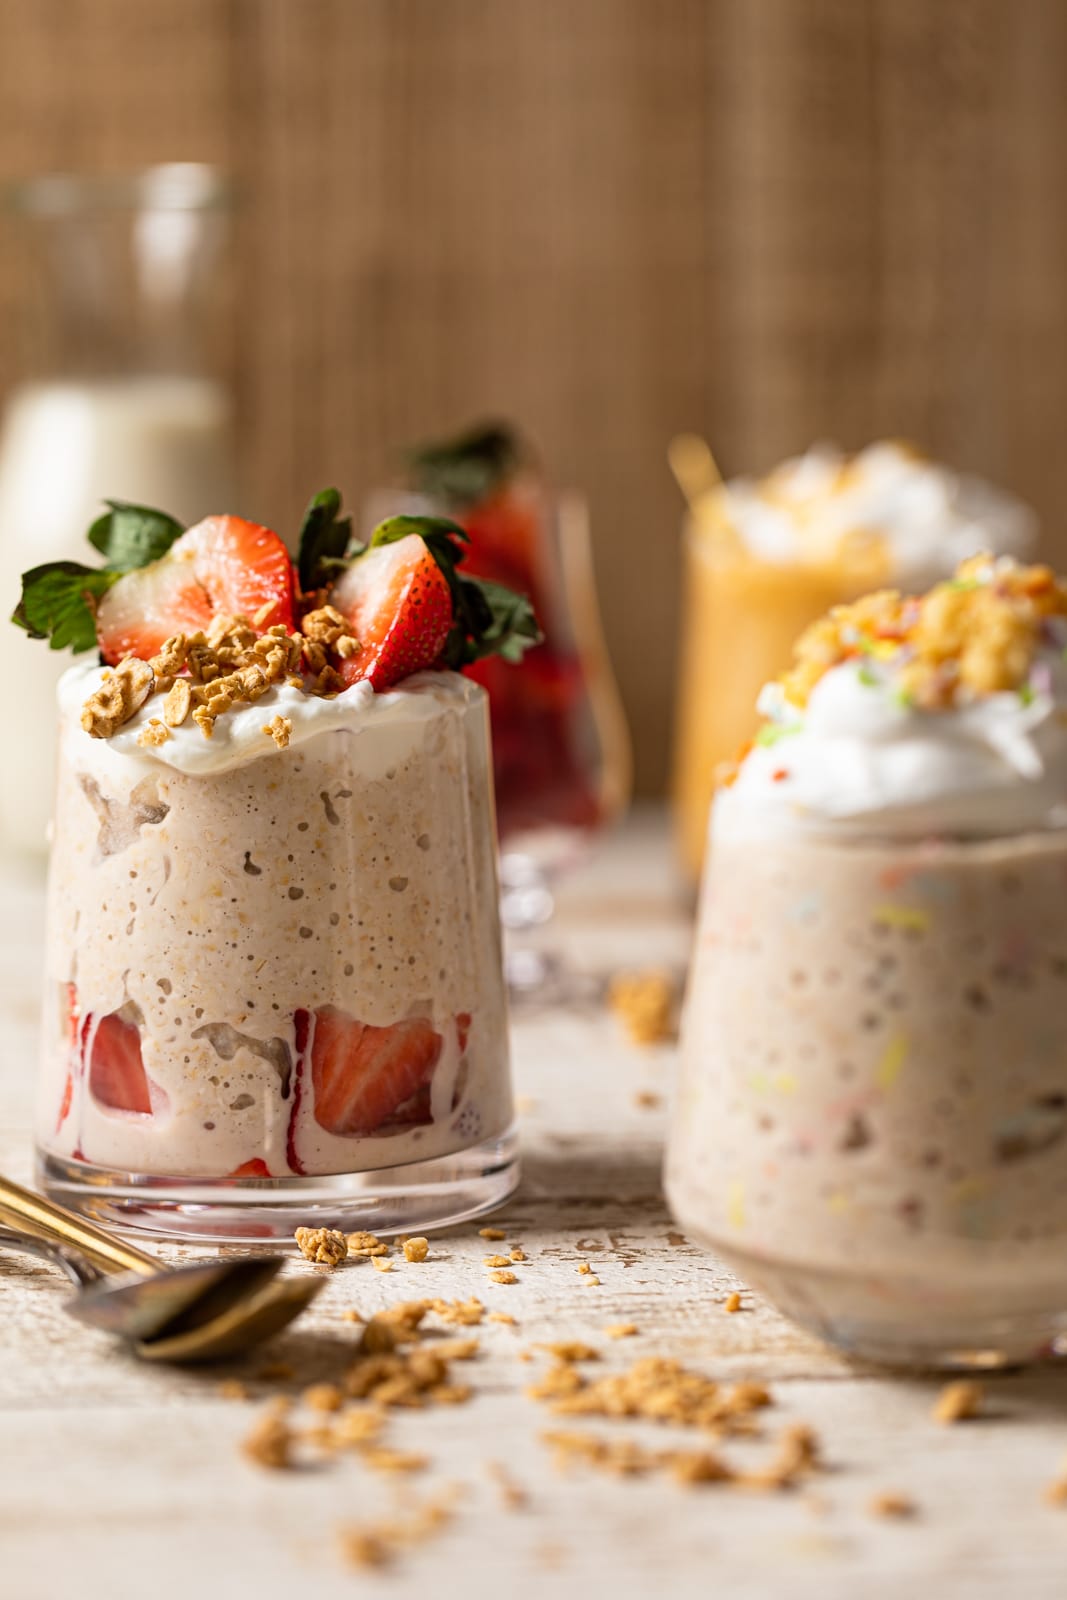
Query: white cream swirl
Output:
[[58, 663, 485, 779], [716, 643, 1067, 842], [717, 441, 1035, 586]]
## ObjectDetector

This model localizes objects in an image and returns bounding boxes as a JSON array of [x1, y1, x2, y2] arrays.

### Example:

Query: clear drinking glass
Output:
[[0, 164, 237, 856], [365, 481, 632, 996], [666, 816, 1067, 1368], [37, 671, 518, 1242]]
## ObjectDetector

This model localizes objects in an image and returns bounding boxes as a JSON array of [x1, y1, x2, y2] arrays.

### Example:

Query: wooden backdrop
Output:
[[1, 0, 1066, 793]]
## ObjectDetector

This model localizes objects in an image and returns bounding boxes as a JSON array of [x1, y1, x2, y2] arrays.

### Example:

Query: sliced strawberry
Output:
[[230, 1158, 271, 1178], [95, 558, 212, 663], [95, 515, 295, 664], [304, 1006, 443, 1137], [329, 535, 453, 691], [86, 1009, 153, 1116], [456, 1012, 472, 1053], [178, 516, 295, 632]]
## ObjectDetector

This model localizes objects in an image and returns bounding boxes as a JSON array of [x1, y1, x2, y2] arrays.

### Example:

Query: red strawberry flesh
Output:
[[86, 1009, 153, 1116], [95, 514, 295, 664], [329, 535, 453, 692], [306, 1006, 443, 1137]]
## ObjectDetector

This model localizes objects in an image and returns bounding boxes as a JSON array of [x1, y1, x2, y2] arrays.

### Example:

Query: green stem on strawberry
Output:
[[407, 420, 525, 509]]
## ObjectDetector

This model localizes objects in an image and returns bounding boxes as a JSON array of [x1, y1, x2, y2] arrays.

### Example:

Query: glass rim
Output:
[[4, 162, 232, 218]]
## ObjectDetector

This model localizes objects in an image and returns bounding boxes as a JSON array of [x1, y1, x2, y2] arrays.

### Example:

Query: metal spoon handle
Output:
[[0, 1226, 106, 1288], [0, 1174, 161, 1277]]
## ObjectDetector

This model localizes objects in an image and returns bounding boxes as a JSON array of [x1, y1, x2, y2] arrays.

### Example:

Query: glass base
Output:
[[37, 1126, 520, 1246], [676, 1226, 1067, 1370]]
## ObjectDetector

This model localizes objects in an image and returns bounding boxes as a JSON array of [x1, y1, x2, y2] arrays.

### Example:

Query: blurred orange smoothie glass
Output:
[[671, 440, 1037, 882]]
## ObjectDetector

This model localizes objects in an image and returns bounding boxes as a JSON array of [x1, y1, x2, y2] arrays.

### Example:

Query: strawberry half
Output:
[[303, 1006, 443, 1137], [328, 535, 453, 691], [85, 1009, 153, 1116], [230, 1158, 272, 1178], [95, 514, 295, 664]]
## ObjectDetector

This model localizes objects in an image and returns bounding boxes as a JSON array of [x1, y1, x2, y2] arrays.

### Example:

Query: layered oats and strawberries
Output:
[[17, 493, 538, 1183]]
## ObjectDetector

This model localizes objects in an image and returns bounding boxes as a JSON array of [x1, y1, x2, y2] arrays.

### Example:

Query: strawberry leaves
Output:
[[12, 563, 120, 653], [408, 421, 523, 508], [87, 501, 184, 571], [296, 487, 354, 593], [367, 514, 541, 667], [14, 500, 182, 653]]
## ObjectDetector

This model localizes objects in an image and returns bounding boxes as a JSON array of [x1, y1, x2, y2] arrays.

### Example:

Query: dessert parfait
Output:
[[672, 440, 1036, 880], [666, 554, 1067, 1366], [15, 492, 539, 1240], [373, 422, 629, 861]]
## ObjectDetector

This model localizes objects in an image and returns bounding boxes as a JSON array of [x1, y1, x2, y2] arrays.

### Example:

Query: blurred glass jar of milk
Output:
[[0, 163, 237, 855]]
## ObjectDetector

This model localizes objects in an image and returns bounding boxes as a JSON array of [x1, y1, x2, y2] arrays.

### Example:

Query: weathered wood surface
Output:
[[3, 811, 1067, 1599]]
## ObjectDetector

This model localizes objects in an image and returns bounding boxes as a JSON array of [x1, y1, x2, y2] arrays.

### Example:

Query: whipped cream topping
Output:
[[718, 630, 1067, 842], [709, 442, 1035, 586], [59, 663, 484, 778]]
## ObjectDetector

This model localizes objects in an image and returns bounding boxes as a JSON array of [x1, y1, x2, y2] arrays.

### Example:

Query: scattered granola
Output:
[[360, 1446, 429, 1475], [403, 1236, 430, 1263], [479, 1227, 507, 1241], [294, 1226, 348, 1267], [81, 657, 155, 738], [136, 717, 170, 748], [487, 1459, 528, 1509], [487, 1311, 517, 1326], [724, 1291, 743, 1314], [932, 1380, 984, 1424], [489, 1270, 518, 1285], [607, 970, 677, 1045], [79, 616, 329, 744], [339, 1488, 462, 1571], [483, 1254, 512, 1268], [538, 1342, 600, 1364], [509, 1247, 527, 1262], [303, 1383, 344, 1413], [576, 1262, 593, 1275], [371, 1255, 393, 1273], [241, 1403, 294, 1470], [604, 1324, 639, 1340], [347, 1231, 390, 1257], [634, 1090, 663, 1110], [263, 713, 292, 749], [869, 1491, 918, 1520], [219, 1379, 250, 1401], [529, 1354, 773, 1434]]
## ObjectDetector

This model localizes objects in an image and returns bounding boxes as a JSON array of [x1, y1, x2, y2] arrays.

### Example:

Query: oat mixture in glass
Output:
[[17, 493, 539, 1240], [667, 554, 1067, 1367]]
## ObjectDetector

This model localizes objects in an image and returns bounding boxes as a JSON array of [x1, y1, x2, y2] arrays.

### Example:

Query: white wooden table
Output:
[[3, 809, 1067, 1600]]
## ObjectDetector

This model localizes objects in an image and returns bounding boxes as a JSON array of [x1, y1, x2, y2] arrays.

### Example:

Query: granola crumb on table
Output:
[[403, 1236, 430, 1263], [932, 1380, 984, 1425], [869, 1491, 918, 1520], [294, 1226, 349, 1267], [241, 1404, 294, 1470]]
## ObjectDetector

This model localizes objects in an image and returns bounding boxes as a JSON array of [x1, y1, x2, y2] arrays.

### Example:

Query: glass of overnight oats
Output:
[[15, 492, 539, 1241], [671, 440, 1036, 883], [666, 554, 1067, 1367]]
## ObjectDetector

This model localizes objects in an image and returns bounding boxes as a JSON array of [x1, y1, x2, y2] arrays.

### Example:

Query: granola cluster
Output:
[[777, 555, 1067, 713], [81, 608, 362, 743]]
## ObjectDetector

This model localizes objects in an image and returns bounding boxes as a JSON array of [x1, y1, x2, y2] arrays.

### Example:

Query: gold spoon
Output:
[[0, 1173, 325, 1362]]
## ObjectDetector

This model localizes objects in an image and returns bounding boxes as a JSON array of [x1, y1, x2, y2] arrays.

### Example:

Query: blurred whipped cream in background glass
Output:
[[671, 439, 1038, 882]]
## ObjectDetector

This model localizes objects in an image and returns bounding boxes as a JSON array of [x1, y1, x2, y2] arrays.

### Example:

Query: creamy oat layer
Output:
[[40, 661, 511, 1178]]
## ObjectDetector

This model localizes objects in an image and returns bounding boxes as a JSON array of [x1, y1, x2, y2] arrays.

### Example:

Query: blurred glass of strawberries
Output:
[[405, 421, 620, 854]]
